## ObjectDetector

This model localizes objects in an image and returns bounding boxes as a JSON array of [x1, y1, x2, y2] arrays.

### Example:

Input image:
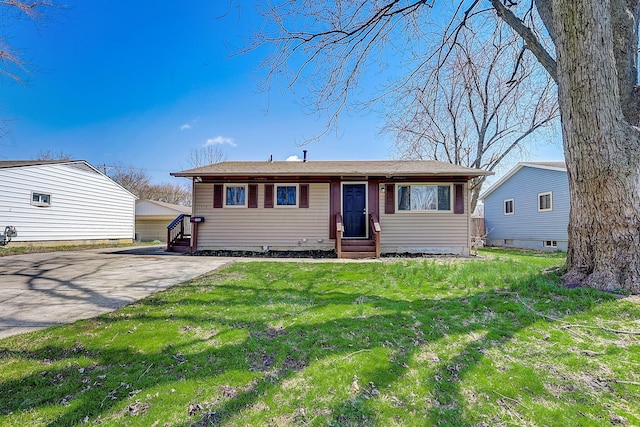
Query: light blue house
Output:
[[480, 162, 569, 251]]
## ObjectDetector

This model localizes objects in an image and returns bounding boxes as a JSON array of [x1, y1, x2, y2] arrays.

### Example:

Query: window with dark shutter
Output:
[[248, 184, 258, 208], [385, 184, 395, 214], [213, 184, 223, 208], [264, 184, 274, 208], [454, 183, 464, 214], [299, 184, 309, 208]]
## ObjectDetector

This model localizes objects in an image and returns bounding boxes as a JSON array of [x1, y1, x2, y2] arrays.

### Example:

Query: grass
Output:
[[0, 241, 160, 257], [0, 249, 638, 426]]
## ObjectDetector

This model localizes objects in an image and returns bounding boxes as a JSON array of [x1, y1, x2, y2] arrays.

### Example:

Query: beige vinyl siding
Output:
[[379, 183, 470, 255], [135, 218, 175, 242], [194, 183, 333, 251]]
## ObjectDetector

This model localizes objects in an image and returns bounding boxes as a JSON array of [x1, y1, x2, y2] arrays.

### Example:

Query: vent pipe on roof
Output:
[[269, 154, 273, 162], [303, 150, 308, 162]]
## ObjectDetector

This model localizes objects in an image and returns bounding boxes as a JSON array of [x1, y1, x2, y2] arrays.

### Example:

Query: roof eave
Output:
[[171, 171, 492, 178]]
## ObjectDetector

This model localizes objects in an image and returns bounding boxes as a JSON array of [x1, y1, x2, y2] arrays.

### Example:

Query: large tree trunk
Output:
[[549, 0, 640, 293]]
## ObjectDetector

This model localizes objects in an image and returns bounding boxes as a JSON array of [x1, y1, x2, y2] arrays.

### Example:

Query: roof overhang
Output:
[[171, 161, 493, 181]]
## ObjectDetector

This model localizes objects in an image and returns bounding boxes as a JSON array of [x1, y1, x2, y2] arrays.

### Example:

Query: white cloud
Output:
[[180, 124, 191, 131], [286, 155, 302, 161], [205, 136, 237, 147]]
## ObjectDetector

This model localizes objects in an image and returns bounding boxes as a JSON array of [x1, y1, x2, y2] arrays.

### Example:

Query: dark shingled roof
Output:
[[0, 160, 73, 169], [171, 160, 491, 178]]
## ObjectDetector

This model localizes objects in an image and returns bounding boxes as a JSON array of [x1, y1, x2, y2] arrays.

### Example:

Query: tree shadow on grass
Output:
[[0, 261, 621, 426]]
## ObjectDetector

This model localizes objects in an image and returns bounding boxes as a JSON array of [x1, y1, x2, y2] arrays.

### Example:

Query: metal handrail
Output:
[[166, 214, 191, 251]]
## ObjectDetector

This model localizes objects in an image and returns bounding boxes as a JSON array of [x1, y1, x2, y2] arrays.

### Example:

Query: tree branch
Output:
[[490, 0, 557, 82]]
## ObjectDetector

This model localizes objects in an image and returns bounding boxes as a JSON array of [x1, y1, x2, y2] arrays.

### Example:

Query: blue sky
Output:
[[1, 0, 563, 184]]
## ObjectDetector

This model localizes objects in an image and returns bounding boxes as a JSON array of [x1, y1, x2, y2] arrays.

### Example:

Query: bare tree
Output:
[[386, 16, 558, 212], [109, 164, 191, 206], [34, 149, 73, 161], [144, 183, 191, 206], [1, 0, 56, 135], [109, 164, 152, 199], [187, 144, 227, 168], [1, 0, 55, 84], [251, 0, 640, 294]]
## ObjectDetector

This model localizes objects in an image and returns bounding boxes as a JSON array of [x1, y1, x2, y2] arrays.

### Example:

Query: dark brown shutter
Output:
[[385, 184, 395, 214], [248, 184, 258, 208], [368, 180, 380, 218], [299, 184, 309, 208], [213, 184, 223, 208], [264, 184, 274, 208], [454, 183, 464, 214]]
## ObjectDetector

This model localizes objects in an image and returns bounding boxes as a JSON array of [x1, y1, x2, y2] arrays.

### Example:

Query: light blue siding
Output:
[[484, 166, 569, 251]]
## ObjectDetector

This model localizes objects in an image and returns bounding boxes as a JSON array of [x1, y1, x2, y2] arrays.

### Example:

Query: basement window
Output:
[[31, 192, 51, 207], [544, 240, 558, 248]]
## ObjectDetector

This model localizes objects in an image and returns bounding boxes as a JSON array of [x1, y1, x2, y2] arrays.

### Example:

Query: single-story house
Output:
[[135, 199, 191, 242], [170, 160, 491, 258], [0, 160, 136, 246], [480, 161, 568, 251]]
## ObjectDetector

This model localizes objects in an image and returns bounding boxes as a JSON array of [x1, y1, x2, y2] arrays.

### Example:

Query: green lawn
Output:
[[1, 249, 638, 426]]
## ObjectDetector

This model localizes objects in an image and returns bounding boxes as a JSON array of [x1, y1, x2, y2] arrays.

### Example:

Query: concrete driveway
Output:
[[0, 246, 231, 339]]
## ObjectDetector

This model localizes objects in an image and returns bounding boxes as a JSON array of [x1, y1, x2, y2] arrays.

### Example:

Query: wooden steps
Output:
[[169, 237, 191, 253], [340, 239, 377, 259]]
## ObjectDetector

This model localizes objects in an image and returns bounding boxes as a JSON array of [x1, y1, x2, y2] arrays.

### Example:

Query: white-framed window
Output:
[[31, 192, 51, 207], [397, 184, 451, 212], [276, 184, 298, 207], [504, 199, 514, 215], [544, 240, 558, 248], [538, 192, 553, 212], [224, 184, 247, 207]]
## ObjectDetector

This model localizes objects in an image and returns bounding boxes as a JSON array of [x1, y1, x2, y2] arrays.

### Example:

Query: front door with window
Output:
[[343, 184, 367, 238]]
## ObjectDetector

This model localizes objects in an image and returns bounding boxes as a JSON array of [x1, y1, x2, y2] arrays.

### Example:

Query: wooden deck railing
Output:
[[335, 213, 344, 258], [369, 213, 381, 258], [166, 214, 191, 251]]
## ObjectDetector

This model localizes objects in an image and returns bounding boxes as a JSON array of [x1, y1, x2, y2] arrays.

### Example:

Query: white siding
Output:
[[194, 183, 333, 251], [135, 200, 191, 216], [379, 183, 470, 255], [0, 163, 136, 242]]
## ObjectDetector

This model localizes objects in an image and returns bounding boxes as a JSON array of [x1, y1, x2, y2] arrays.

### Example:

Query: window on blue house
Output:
[[504, 199, 514, 215], [538, 192, 553, 212]]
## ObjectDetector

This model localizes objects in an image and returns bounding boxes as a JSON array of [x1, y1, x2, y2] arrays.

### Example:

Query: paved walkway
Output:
[[0, 246, 232, 339]]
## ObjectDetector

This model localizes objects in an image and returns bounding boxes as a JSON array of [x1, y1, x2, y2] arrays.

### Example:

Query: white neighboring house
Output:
[[135, 199, 191, 242], [0, 160, 136, 246]]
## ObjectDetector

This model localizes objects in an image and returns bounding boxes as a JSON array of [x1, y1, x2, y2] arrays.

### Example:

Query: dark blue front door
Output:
[[343, 184, 367, 238]]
